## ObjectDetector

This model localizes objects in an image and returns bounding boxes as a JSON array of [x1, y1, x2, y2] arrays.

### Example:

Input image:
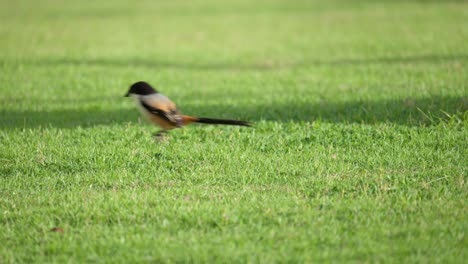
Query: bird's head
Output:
[[125, 81, 158, 97]]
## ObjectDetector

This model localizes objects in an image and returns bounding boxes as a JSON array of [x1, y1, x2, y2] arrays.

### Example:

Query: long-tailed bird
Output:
[[125, 81, 251, 139]]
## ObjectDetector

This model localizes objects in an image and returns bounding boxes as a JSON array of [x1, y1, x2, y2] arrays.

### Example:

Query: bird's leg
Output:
[[153, 130, 168, 143]]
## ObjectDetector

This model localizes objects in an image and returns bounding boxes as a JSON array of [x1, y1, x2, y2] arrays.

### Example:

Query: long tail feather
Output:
[[195, 117, 251, 127]]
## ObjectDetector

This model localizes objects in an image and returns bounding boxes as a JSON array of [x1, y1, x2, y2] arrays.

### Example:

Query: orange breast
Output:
[[148, 114, 177, 130]]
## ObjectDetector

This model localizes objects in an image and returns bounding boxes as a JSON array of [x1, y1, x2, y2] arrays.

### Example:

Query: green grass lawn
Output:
[[0, 0, 467, 262]]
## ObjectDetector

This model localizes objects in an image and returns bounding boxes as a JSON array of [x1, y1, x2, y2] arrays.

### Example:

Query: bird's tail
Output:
[[182, 116, 251, 127]]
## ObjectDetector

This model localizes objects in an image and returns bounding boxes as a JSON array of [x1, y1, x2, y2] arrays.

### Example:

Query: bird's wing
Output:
[[140, 95, 183, 127]]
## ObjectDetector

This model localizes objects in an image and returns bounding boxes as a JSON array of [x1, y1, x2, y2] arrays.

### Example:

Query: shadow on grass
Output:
[[187, 96, 466, 126], [0, 96, 465, 129], [3, 54, 467, 71]]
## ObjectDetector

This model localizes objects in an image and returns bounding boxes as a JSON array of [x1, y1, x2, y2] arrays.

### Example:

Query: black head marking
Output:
[[125, 81, 158, 96]]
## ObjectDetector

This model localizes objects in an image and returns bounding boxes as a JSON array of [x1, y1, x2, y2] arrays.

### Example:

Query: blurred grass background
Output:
[[0, 0, 467, 262]]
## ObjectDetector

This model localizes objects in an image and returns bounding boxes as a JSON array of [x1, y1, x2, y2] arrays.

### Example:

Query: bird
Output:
[[125, 81, 251, 140]]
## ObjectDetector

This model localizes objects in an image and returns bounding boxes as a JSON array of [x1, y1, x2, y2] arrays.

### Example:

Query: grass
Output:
[[0, 0, 467, 262]]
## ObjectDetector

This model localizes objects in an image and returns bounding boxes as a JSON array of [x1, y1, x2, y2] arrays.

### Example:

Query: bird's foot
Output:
[[153, 131, 168, 143]]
